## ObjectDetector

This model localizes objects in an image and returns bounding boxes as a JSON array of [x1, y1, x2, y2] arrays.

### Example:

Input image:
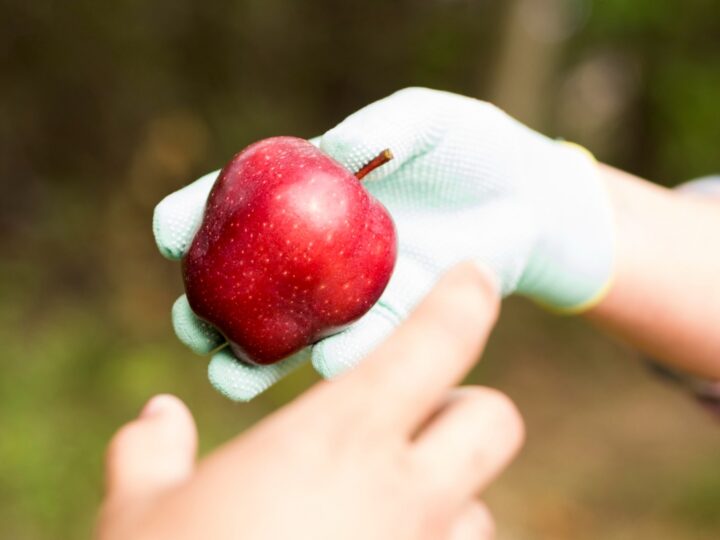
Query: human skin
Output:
[[97, 263, 524, 540], [588, 165, 720, 379], [100, 144, 720, 539]]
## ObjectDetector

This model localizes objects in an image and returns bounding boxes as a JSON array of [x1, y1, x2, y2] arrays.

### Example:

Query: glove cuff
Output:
[[517, 142, 616, 313]]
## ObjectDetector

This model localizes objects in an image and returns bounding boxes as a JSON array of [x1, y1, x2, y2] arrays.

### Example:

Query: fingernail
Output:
[[471, 261, 501, 297], [140, 394, 175, 418]]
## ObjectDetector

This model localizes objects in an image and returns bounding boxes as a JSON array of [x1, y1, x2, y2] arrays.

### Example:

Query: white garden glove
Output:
[[153, 87, 614, 401]]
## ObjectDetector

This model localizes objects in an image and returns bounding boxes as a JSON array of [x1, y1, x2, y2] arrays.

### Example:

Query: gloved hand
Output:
[[153, 87, 615, 401]]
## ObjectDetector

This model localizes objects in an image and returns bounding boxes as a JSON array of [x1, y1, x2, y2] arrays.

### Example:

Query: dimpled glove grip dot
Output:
[[153, 87, 614, 401]]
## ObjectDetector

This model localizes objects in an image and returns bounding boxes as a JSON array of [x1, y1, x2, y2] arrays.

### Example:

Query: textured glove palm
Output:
[[153, 88, 614, 401]]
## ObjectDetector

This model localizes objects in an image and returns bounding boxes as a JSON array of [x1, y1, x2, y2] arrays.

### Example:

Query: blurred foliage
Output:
[[1, 0, 718, 539]]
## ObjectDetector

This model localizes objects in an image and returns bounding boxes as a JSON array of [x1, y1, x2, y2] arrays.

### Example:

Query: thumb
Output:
[[104, 394, 197, 504], [319, 87, 448, 181]]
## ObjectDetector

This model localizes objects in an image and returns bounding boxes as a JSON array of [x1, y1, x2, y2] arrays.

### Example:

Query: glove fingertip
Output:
[[312, 306, 399, 379], [172, 295, 225, 355], [208, 351, 261, 402], [153, 199, 187, 260], [208, 349, 307, 402], [153, 171, 219, 260]]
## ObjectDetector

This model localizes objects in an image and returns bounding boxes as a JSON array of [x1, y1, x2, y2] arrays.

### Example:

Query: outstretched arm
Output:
[[154, 88, 720, 399], [588, 165, 720, 378]]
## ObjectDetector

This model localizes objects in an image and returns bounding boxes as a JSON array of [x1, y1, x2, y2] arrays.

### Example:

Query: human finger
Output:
[[329, 262, 500, 432], [412, 387, 524, 502]]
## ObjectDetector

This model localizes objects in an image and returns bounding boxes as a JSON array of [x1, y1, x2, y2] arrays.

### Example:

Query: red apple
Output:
[[182, 136, 397, 365]]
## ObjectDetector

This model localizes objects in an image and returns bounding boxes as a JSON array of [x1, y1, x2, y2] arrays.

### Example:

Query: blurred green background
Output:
[[2, 0, 719, 538]]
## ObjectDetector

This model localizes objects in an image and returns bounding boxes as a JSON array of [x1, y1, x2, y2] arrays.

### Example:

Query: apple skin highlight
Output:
[[182, 137, 397, 365]]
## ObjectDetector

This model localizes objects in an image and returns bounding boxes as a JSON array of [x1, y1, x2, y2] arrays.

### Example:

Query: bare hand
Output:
[[97, 263, 524, 540]]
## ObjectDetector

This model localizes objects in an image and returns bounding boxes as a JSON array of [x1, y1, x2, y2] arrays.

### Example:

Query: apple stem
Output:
[[355, 149, 394, 180]]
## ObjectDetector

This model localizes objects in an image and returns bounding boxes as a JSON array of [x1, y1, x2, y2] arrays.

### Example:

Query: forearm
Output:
[[587, 164, 720, 378]]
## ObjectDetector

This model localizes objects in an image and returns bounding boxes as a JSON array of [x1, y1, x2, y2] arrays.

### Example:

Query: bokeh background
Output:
[[2, 0, 719, 538]]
